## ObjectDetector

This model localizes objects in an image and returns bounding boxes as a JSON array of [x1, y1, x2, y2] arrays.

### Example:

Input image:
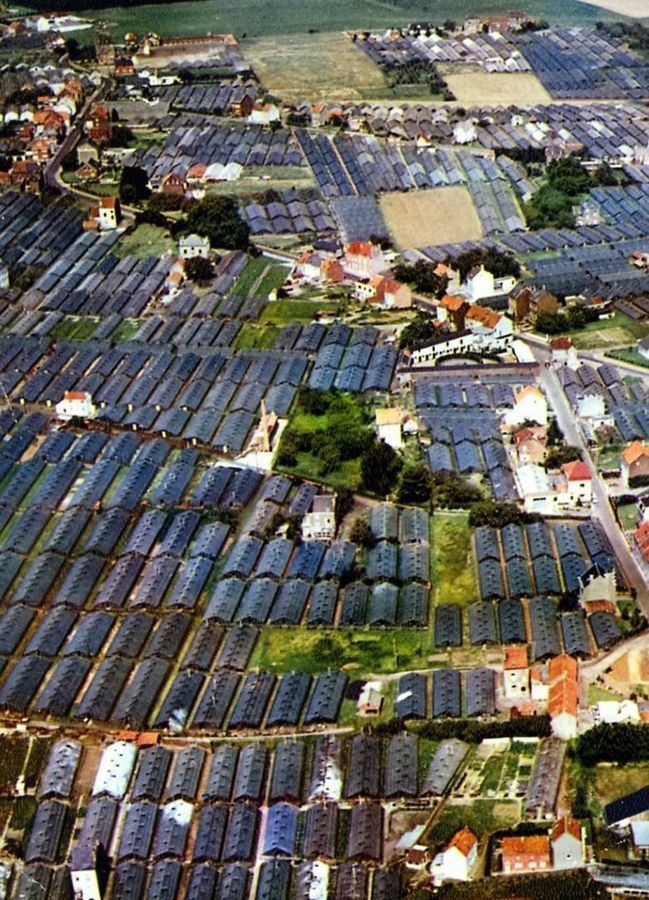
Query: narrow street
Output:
[[525, 337, 649, 614]]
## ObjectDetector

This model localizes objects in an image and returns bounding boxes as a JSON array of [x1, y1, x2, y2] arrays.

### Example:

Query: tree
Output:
[[119, 165, 150, 205], [545, 445, 582, 470], [350, 518, 376, 548], [181, 195, 249, 250], [335, 487, 354, 526], [468, 500, 533, 529], [399, 312, 438, 350], [360, 439, 402, 496], [108, 124, 135, 148], [397, 465, 432, 504], [185, 256, 214, 284]]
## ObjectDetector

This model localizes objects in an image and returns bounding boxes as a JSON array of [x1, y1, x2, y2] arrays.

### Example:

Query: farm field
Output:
[[558, 311, 649, 349], [75, 0, 616, 42], [244, 33, 390, 102], [380, 186, 483, 250], [440, 67, 553, 106]]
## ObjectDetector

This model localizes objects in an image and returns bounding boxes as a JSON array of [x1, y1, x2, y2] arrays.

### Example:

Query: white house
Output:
[[343, 241, 386, 279], [70, 845, 102, 900], [505, 385, 548, 427], [410, 330, 477, 365], [596, 699, 640, 725], [302, 495, 336, 541], [576, 391, 606, 421], [551, 815, 584, 870], [453, 119, 477, 144], [502, 645, 530, 700], [248, 102, 280, 125], [55, 390, 96, 420], [463, 265, 516, 303], [515, 463, 552, 512], [557, 460, 592, 506], [375, 408, 402, 449], [178, 233, 210, 259], [431, 827, 478, 885], [464, 307, 514, 352]]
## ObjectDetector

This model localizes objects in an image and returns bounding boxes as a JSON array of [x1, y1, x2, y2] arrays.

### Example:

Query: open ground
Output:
[[439, 66, 553, 106], [380, 186, 483, 250], [244, 33, 391, 103]]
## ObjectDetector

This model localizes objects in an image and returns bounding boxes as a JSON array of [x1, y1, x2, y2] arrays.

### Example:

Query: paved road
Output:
[[526, 338, 649, 614]]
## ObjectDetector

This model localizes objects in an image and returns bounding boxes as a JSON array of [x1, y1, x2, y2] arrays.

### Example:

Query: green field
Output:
[[234, 322, 279, 349], [229, 258, 290, 299], [51, 315, 101, 340], [249, 627, 434, 676], [431, 513, 479, 607], [260, 298, 342, 325], [425, 798, 520, 845], [558, 312, 649, 351], [608, 347, 649, 369], [111, 318, 143, 341], [114, 223, 176, 259], [73, 0, 615, 43]]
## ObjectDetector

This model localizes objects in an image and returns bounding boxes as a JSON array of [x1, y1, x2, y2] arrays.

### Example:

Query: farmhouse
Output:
[[621, 441, 649, 486], [551, 815, 584, 869], [56, 391, 96, 421], [343, 242, 386, 279], [501, 835, 551, 874], [431, 827, 478, 884]]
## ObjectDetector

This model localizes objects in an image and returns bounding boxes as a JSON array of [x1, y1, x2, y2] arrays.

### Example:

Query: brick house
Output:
[[501, 835, 551, 873]]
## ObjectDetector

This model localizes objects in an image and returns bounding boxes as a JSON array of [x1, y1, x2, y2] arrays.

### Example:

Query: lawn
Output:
[[114, 223, 175, 259], [616, 502, 637, 532], [425, 798, 520, 845], [229, 258, 289, 299], [249, 627, 434, 676], [279, 451, 362, 491], [587, 684, 624, 704], [558, 311, 649, 350], [234, 322, 279, 349], [206, 166, 315, 197], [260, 298, 342, 325], [608, 347, 649, 369], [51, 315, 100, 341], [431, 513, 479, 607], [111, 319, 144, 342]]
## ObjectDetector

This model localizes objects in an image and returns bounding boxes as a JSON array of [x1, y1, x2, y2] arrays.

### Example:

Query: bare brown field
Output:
[[440, 68, 553, 106], [243, 33, 390, 102], [380, 187, 483, 250]]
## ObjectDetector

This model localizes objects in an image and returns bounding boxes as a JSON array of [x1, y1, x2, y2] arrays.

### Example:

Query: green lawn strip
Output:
[[607, 348, 649, 369], [248, 627, 433, 677], [114, 223, 176, 259], [616, 503, 637, 531], [254, 263, 291, 297], [260, 298, 340, 325], [277, 453, 361, 491], [110, 318, 144, 342], [227, 256, 267, 298], [234, 322, 279, 350], [431, 513, 479, 607]]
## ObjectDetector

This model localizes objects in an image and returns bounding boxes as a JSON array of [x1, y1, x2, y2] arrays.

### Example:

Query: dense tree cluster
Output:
[[411, 713, 551, 742], [545, 445, 582, 470], [535, 305, 601, 335], [393, 260, 449, 296], [360, 438, 402, 496], [468, 501, 539, 529], [399, 312, 439, 351], [453, 248, 521, 282], [119, 165, 151, 205], [180, 195, 249, 250], [575, 722, 649, 765]]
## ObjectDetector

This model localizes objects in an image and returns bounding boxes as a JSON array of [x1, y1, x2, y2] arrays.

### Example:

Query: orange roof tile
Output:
[[440, 294, 465, 312], [548, 654, 578, 683], [561, 460, 591, 481], [501, 835, 550, 855], [346, 241, 376, 257], [548, 679, 578, 717], [550, 337, 573, 350], [503, 645, 528, 670], [622, 441, 649, 466], [447, 826, 477, 856], [551, 815, 581, 843]]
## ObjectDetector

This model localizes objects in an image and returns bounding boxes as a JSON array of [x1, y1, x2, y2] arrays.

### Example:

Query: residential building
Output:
[[302, 495, 336, 541], [55, 391, 96, 420], [248, 102, 280, 125], [577, 391, 606, 421], [160, 171, 187, 197], [70, 843, 107, 900], [357, 682, 382, 716], [375, 408, 402, 450], [505, 385, 548, 427], [501, 835, 551, 874], [548, 655, 578, 741], [514, 426, 547, 465], [178, 233, 210, 259], [343, 242, 386, 279], [557, 460, 592, 506], [409, 330, 475, 365], [549, 336, 578, 369], [464, 307, 514, 352], [85, 104, 111, 144], [515, 463, 551, 513], [551, 815, 584, 869], [431, 827, 478, 884], [321, 257, 344, 284], [437, 294, 468, 330], [502, 645, 529, 700], [508, 284, 559, 324], [595, 699, 640, 725], [621, 441, 649, 486], [85, 197, 121, 231], [463, 265, 516, 303]]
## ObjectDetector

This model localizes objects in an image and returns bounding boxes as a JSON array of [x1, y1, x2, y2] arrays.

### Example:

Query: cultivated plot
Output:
[[441, 69, 553, 106], [380, 187, 483, 250]]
